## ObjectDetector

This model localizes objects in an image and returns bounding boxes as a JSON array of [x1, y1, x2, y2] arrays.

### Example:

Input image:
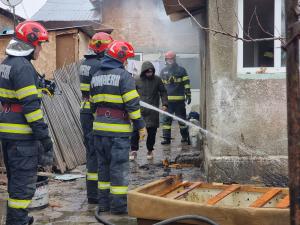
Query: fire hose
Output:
[[95, 209, 219, 225], [153, 215, 220, 225]]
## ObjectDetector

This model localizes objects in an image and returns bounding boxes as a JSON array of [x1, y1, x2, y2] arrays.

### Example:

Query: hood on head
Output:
[[6, 38, 34, 57], [140, 61, 155, 77]]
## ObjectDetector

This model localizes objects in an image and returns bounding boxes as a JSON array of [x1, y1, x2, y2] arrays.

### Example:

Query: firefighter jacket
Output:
[[79, 55, 102, 114], [160, 63, 191, 102], [0, 56, 49, 140], [90, 56, 145, 137]]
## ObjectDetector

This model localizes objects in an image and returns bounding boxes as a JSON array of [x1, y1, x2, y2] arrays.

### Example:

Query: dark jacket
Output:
[[135, 61, 168, 128], [79, 55, 102, 114], [160, 63, 191, 102], [0, 56, 49, 140], [90, 55, 145, 137]]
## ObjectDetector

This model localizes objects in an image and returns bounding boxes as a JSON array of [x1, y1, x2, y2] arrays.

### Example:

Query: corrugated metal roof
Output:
[[31, 0, 101, 22]]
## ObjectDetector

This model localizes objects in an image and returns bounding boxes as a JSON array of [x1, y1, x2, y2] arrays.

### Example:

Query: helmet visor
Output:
[[6, 39, 34, 57]]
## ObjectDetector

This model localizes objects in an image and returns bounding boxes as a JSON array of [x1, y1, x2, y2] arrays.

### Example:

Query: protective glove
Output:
[[139, 127, 147, 141], [38, 137, 54, 167], [185, 94, 191, 105]]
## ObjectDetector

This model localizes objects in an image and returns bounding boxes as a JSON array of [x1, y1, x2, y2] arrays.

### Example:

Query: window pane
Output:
[[176, 55, 200, 89], [243, 0, 274, 67]]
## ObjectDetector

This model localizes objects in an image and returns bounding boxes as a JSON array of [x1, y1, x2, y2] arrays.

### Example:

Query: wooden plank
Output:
[[276, 195, 290, 208], [39, 63, 86, 173], [140, 176, 181, 195], [159, 181, 188, 197], [207, 184, 241, 205], [250, 188, 282, 208], [170, 182, 202, 199]]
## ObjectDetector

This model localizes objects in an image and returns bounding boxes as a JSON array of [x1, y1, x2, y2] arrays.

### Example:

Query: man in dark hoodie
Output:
[[90, 41, 145, 214], [79, 32, 113, 204], [130, 61, 168, 160]]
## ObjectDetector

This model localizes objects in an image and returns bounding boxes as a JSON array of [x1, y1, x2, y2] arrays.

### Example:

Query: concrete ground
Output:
[[0, 127, 204, 224]]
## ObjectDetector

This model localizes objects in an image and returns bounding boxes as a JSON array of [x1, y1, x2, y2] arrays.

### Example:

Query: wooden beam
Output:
[[159, 181, 188, 197], [250, 189, 282, 208], [206, 185, 241, 206], [286, 0, 300, 224], [170, 182, 202, 199], [276, 195, 290, 209]]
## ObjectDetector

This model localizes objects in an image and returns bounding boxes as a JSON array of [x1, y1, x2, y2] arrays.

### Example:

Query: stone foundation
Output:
[[204, 153, 288, 187]]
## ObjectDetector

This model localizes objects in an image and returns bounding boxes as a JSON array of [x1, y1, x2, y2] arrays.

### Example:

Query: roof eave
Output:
[[162, 0, 206, 21]]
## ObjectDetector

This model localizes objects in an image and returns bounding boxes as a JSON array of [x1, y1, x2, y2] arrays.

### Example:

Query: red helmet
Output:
[[15, 21, 48, 47], [106, 40, 135, 63], [89, 32, 113, 53], [165, 50, 176, 59]]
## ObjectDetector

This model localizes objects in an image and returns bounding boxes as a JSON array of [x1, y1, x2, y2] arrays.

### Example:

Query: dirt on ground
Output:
[[0, 128, 205, 224]]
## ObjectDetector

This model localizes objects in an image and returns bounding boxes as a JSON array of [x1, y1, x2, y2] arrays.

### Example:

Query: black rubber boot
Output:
[[181, 137, 191, 145], [97, 206, 110, 213], [161, 139, 171, 145], [88, 198, 98, 204], [28, 216, 34, 225]]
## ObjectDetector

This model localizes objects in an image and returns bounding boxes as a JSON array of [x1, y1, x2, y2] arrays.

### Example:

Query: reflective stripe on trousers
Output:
[[80, 113, 98, 200], [94, 136, 130, 213], [2, 140, 39, 225], [98, 181, 110, 190], [8, 198, 32, 209], [162, 101, 189, 139], [110, 186, 128, 195], [87, 173, 98, 181]]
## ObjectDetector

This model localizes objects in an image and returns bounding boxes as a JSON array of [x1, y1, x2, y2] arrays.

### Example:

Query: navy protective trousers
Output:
[[80, 113, 98, 201], [2, 140, 39, 225], [94, 136, 130, 213], [162, 101, 189, 140]]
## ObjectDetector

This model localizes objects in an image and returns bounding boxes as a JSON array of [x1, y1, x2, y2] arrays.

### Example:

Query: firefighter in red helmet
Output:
[[90, 40, 145, 214], [79, 32, 113, 204], [160, 50, 191, 145], [0, 21, 53, 225]]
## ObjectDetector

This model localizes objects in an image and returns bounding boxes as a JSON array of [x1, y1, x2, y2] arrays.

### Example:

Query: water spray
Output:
[[140, 100, 287, 165], [140, 100, 232, 146]]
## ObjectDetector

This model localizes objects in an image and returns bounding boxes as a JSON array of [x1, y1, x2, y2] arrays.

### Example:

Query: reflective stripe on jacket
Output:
[[160, 63, 191, 102], [90, 56, 145, 137], [79, 56, 102, 114]]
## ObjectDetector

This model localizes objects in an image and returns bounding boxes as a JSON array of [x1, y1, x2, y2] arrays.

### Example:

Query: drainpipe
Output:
[[285, 0, 300, 224]]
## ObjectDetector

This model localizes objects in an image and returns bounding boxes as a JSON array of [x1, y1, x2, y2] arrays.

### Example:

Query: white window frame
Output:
[[129, 52, 143, 62], [237, 0, 285, 74]]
